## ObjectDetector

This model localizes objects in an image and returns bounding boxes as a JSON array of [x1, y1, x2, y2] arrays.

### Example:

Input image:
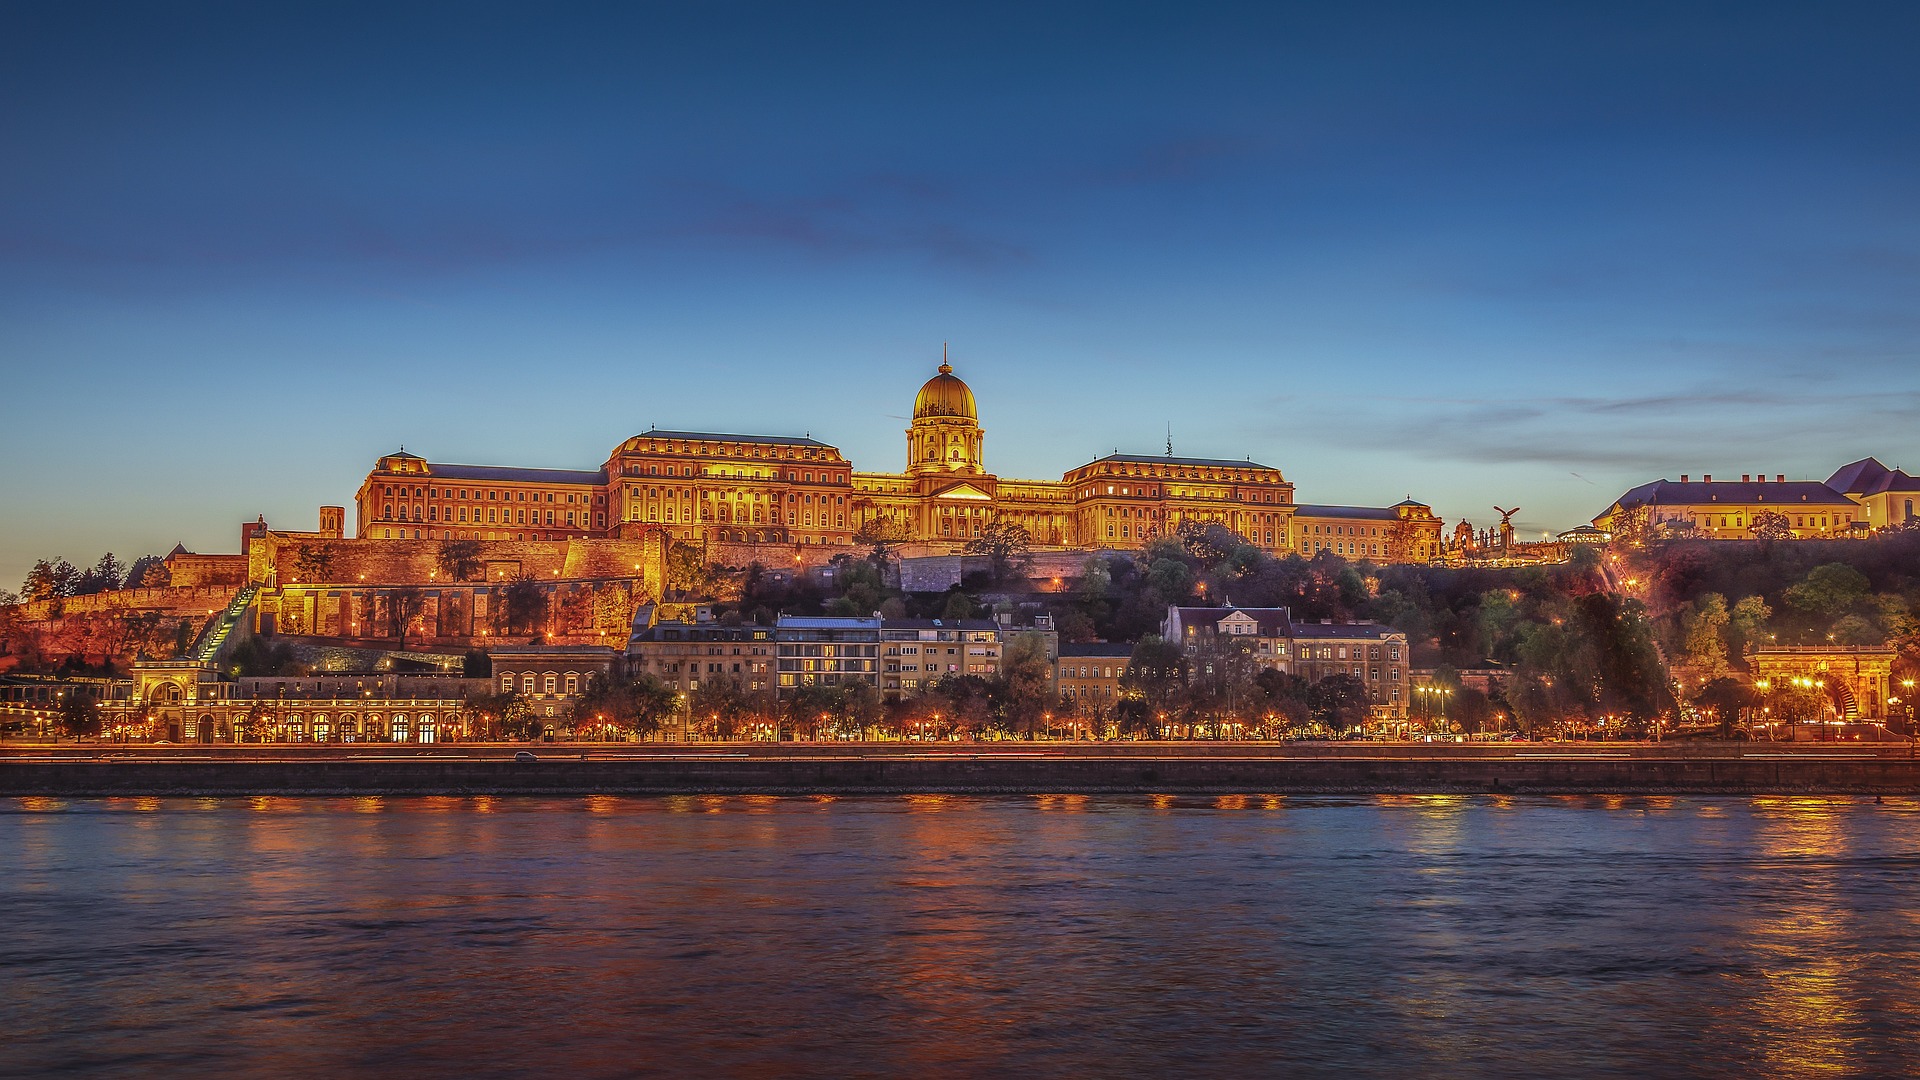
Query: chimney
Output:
[[1703, 474, 1712, 483], [1742, 475, 1751, 483], [1680, 475, 1689, 483], [1777, 474, 1785, 483]]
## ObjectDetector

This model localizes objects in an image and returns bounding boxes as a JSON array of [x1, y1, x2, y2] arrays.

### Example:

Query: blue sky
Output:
[[3, 1, 1917, 586]]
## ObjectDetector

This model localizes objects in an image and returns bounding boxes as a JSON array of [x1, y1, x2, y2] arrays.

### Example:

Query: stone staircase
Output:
[[189, 585, 258, 665]]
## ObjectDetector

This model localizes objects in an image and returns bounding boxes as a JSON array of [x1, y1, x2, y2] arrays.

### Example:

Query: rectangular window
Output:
[[522, 674, 535, 694]]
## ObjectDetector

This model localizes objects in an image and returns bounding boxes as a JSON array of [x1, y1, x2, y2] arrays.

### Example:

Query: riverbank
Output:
[[4, 746, 1919, 795]]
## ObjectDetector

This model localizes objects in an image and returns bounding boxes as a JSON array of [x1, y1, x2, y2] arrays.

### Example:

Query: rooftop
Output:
[[635, 428, 835, 448], [1608, 478, 1856, 513], [880, 618, 1002, 631], [1059, 641, 1136, 657], [1290, 621, 1405, 640], [1076, 453, 1279, 473], [418, 463, 608, 485], [1293, 504, 1401, 521]]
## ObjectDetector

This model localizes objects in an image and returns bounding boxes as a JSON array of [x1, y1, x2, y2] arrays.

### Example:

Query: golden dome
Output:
[[913, 362, 977, 421]]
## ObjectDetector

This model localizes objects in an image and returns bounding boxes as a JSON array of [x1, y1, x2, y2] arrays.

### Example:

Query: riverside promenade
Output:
[[4, 742, 1918, 796]]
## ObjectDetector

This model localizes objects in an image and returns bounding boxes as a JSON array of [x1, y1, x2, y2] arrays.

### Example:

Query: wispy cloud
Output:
[[1270, 388, 1920, 472]]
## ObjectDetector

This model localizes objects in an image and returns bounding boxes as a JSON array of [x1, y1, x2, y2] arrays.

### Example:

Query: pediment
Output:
[[933, 482, 994, 501]]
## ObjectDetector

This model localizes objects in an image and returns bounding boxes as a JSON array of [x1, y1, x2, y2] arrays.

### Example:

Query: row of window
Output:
[[382, 486, 601, 505], [386, 504, 594, 527], [499, 672, 590, 697]]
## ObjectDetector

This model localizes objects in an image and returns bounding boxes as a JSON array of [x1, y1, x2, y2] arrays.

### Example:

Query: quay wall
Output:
[[6, 754, 1920, 796]]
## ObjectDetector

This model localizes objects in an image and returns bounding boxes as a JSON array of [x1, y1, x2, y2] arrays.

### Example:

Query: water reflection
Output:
[[3, 795, 1919, 1078]]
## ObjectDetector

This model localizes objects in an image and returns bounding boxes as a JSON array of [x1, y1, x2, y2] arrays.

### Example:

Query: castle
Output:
[[350, 358, 1444, 563]]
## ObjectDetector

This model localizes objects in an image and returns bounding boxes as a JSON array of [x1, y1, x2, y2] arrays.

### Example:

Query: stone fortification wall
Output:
[[163, 554, 247, 588], [705, 541, 848, 572], [10, 585, 239, 623], [255, 533, 667, 599], [897, 549, 1115, 593]]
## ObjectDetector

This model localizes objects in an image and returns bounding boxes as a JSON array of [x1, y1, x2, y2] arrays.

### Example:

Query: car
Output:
[[513, 751, 538, 763]]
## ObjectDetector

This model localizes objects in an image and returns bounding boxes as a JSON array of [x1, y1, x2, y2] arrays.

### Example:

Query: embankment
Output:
[[4, 752, 1919, 796]]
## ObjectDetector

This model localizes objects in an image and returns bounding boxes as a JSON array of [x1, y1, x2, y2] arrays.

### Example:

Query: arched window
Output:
[[364, 717, 385, 740], [417, 714, 437, 743], [338, 718, 359, 742], [391, 714, 411, 742], [312, 714, 331, 742]]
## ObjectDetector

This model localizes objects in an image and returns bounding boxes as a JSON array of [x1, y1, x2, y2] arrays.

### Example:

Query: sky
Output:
[[2, 1, 1917, 587]]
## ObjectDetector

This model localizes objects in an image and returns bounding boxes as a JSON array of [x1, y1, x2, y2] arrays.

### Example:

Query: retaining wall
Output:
[[5, 754, 1919, 796]]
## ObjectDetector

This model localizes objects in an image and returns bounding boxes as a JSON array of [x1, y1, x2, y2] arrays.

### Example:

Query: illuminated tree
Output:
[[55, 689, 101, 739], [436, 538, 484, 582], [1749, 510, 1793, 548], [964, 517, 1033, 584], [288, 543, 337, 583]]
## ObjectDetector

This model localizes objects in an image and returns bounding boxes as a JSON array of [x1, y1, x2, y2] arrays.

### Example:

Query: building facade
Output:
[[1593, 459, 1920, 540], [1162, 605, 1410, 717], [1056, 642, 1136, 710], [350, 360, 1441, 562]]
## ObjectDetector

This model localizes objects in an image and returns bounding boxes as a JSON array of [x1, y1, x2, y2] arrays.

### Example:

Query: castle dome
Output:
[[913, 363, 977, 421]]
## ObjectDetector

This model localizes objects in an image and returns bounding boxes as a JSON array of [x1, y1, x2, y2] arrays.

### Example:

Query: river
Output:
[[4, 795, 1918, 1077]]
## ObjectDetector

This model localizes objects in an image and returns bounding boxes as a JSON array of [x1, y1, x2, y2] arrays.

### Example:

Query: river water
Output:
[[5, 794, 1919, 1078]]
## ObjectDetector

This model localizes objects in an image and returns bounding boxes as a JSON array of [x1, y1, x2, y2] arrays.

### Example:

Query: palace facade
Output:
[[1592, 459, 1920, 540], [353, 360, 1443, 561]]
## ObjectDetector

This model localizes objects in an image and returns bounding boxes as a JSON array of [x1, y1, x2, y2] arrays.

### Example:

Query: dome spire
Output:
[[940, 341, 951, 375]]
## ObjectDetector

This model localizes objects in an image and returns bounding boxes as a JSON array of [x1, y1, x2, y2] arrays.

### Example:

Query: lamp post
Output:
[[1904, 678, 1916, 758]]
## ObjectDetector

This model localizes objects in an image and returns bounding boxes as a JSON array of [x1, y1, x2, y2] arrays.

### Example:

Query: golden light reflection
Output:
[[1743, 797, 1868, 1077]]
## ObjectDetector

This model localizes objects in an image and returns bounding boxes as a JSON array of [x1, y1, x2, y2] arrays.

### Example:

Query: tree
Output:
[[21, 558, 81, 601], [1180, 638, 1262, 737], [1122, 635, 1186, 725], [1727, 595, 1772, 655], [436, 539, 484, 582], [996, 632, 1055, 737], [77, 554, 128, 595], [389, 586, 427, 645], [826, 555, 891, 617], [689, 674, 760, 740], [1694, 677, 1756, 737], [1749, 510, 1793, 548], [1678, 593, 1731, 682], [783, 682, 844, 740], [853, 515, 911, 566], [667, 541, 717, 598], [1307, 675, 1372, 733], [1176, 520, 1246, 566], [570, 673, 678, 738], [56, 689, 102, 739], [501, 576, 549, 636], [964, 517, 1033, 585], [1784, 563, 1870, 618], [1610, 504, 1652, 549], [289, 543, 337, 583], [126, 555, 170, 589]]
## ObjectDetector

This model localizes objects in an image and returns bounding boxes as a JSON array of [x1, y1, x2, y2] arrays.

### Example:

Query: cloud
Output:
[[1271, 387, 1920, 472]]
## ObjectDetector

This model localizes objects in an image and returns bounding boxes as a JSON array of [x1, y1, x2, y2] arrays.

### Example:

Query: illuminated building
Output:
[[1592, 459, 1920, 540], [351, 359, 1443, 561], [1162, 605, 1410, 717]]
